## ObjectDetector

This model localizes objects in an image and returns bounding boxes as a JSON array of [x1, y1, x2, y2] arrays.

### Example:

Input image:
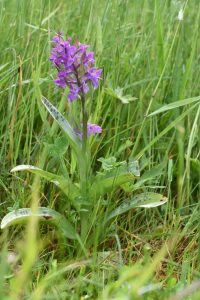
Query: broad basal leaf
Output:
[[132, 161, 167, 191], [1, 207, 77, 240], [11, 165, 60, 183], [91, 161, 140, 198], [106, 192, 168, 221], [11, 165, 80, 206]]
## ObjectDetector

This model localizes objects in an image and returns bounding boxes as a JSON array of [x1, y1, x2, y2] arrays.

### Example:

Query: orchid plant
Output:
[[1, 33, 167, 251]]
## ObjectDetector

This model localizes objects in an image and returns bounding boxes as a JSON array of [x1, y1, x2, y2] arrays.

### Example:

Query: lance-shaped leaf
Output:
[[41, 97, 81, 153], [148, 96, 200, 117], [106, 192, 168, 222], [91, 160, 140, 199], [131, 160, 167, 191], [1, 207, 77, 240], [11, 165, 60, 182], [11, 165, 80, 206]]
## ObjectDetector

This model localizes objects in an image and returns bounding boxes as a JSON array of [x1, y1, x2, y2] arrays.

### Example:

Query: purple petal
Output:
[[87, 123, 102, 135], [68, 86, 80, 102], [82, 82, 89, 94]]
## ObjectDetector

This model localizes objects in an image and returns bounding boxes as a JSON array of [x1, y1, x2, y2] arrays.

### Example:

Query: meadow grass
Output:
[[0, 0, 200, 299]]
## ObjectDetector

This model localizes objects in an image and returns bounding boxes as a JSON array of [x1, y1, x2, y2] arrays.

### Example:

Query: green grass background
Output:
[[0, 0, 200, 299]]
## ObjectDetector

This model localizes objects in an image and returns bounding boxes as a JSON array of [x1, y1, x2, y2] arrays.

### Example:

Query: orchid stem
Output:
[[80, 93, 90, 243]]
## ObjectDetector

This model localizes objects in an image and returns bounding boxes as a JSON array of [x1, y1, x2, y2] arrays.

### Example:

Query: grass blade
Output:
[[148, 96, 200, 117]]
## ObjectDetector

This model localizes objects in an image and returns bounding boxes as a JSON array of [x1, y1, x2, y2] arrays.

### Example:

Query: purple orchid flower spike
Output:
[[50, 33, 102, 102], [50, 32, 103, 139]]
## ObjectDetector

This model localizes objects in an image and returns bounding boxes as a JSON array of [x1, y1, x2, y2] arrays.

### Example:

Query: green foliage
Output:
[[106, 192, 168, 222], [1, 207, 77, 240], [10, 164, 79, 204], [105, 87, 137, 104], [0, 0, 200, 299], [148, 96, 200, 117], [41, 97, 81, 154]]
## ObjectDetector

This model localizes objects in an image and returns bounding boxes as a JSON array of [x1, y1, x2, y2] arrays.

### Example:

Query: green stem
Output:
[[80, 94, 88, 191], [81, 94, 88, 153], [80, 93, 90, 244]]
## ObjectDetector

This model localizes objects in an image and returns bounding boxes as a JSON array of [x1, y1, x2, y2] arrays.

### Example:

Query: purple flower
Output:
[[76, 123, 102, 138], [50, 33, 102, 102], [87, 123, 102, 136], [86, 67, 102, 89]]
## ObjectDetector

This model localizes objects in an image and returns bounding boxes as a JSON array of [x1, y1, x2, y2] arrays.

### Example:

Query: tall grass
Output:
[[0, 0, 200, 299]]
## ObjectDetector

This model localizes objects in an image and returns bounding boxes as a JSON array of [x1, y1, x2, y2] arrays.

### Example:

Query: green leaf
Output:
[[11, 165, 80, 206], [41, 97, 81, 153], [45, 136, 69, 156], [92, 161, 140, 198], [121, 161, 167, 192], [106, 87, 137, 104], [1, 207, 77, 240], [148, 96, 200, 117], [98, 157, 124, 171], [11, 165, 60, 182], [189, 158, 200, 176], [132, 161, 167, 191], [106, 192, 168, 221]]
